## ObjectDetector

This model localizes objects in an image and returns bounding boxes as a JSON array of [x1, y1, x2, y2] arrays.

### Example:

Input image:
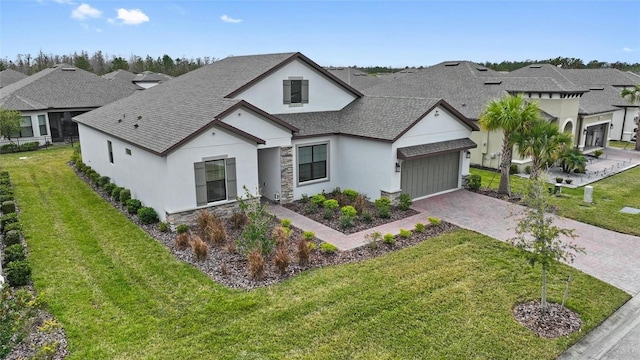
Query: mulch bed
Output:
[[283, 199, 419, 234], [513, 300, 582, 338]]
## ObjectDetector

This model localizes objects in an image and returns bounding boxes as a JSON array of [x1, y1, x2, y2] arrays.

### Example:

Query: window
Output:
[[38, 115, 47, 136], [194, 158, 237, 206], [14, 116, 34, 138], [125, 148, 132, 155], [283, 79, 309, 105], [298, 143, 327, 183], [107, 141, 114, 164]]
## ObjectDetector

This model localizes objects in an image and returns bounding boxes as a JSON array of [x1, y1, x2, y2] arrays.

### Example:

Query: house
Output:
[[74, 52, 479, 225], [132, 71, 172, 89], [0, 64, 136, 144], [0, 69, 28, 88], [324, 67, 386, 91], [102, 69, 145, 90]]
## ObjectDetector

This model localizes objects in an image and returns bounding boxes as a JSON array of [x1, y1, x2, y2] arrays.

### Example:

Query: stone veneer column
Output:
[[380, 190, 402, 206], [280, 146, 294, 204]]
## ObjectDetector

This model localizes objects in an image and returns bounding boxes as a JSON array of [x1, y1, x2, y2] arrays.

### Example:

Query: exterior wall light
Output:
[[465, 151, 471, 159], [395, 162, 401, 173]]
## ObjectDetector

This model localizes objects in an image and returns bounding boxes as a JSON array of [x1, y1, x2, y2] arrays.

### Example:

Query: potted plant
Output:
[[555, 177, 564, 184], [565, 179, 573, 185]]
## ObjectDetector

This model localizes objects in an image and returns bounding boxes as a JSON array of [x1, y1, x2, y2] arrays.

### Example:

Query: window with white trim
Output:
[[194, 158, 237, 206], [283, 79, 309, 105], [14, 116, 34, 138], [38, 115, 47, 136], [298, 143, 327, 183]]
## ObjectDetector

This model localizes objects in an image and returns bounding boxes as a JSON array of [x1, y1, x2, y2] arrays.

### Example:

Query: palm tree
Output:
[[558, 145, 587, 174], [479, 94, 541, 196], [512, 118, 572, 179], [621, 85, 640, 151]]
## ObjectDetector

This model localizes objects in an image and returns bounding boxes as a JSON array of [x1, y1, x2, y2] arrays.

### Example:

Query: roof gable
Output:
[[0, 69, 28, 88]]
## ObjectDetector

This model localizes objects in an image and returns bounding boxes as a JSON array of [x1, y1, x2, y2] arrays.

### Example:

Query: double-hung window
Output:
[[38, 115, 48, 136], [298, 143, 327, 183], [15, 116, 34, 138], [194, 158, 237, 206], [283, 79, 309, 105]]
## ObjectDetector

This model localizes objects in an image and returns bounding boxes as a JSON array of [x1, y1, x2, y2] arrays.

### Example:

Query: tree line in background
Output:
[[0, 50, 218, 77], [2, 51, 639, 77]]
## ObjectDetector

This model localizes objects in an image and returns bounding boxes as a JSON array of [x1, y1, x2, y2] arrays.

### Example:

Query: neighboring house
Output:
[[0, 69, 28, 88], [325, 68, 386, 91], [0, 64, 136, 143], [132, 71, 172, 89], [102, 69, 145, 90], [74, 52, 479, 225]]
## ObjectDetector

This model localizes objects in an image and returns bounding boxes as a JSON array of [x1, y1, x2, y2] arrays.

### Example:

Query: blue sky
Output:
[[1, 0, 639, 67]]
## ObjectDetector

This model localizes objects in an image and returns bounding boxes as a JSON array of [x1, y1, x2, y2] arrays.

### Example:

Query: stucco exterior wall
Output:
[[291, 135, 340, 199], [258, 147, 282, 201], [336, 137, 393, 199], [612, 107, 639, 142], [219, 108, 292, 148], [231, 58, 357, 114]]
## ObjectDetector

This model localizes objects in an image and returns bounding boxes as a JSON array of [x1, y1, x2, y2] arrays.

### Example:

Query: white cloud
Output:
[[622, 47, 635, 52], [54, 0, 75, 4], [112, 8, 150, 25], [71, 3, 101, 20], [221, 14, 242, 23]]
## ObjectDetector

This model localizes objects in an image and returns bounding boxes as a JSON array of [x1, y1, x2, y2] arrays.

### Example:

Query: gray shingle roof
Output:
[[75, 52, 357, 155], [503, 64, 586, 92], [103, 69, 143, 90], [0, 65, 136, 111], [277, 96, 478, 141], [0, 69, 28, 88], [325, 68, 385, 91], [133, 71, 172, 83], [563, 68, 640, 87], [397, 138, 477, 159]]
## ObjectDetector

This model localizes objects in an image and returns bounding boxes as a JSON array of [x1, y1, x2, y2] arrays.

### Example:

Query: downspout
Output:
[[576, 115, 584, 148], [621, 107, 628, 141]]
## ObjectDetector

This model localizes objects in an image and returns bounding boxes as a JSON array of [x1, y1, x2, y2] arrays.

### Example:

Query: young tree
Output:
[[511, 173, 584, 312], [479, 94, 541, 196], [621, 85, 640, 151], [512, 118, 572, 179], [0, 108, 22, 141]]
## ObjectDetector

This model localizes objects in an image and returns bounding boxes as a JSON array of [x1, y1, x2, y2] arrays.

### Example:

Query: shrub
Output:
[[509, 164, 519, 175], [4, 229, 22, 246], [378, 206, 391, 219], [21, 142, 39, 151], [415, 222, 425, 233], [304, 202, 318, 215], [310, 194, 326, 206], [3, 244, 26, 265], [339, 215, 355, 228], [296, 238, 311, 266], [428, 217, 441, 225], [88, 170, 100, 185], [593, 149, 603, 159], [119, 189, 131, 203], [98, 176, 111, 187], [374, 197, 391, 210], [0, 143, 18, 153], [0, 185, 14, 196], [229, 211, 248, 229], [399, 228, 412, 238], [352, 195, 367, 214], [468, 174, 482, 190], [272, 226, 289, 249], [176, 224, 189, 234], [238, 190, 274, 255], [111, 186, 123, 201], [1, 212, 18, 230], [555, 177, 564, 184], [300, 194, 309, 203], [175, 233, 190, 250], [398, 193, 412, 211], [341, 205, 357, 218], [360, 210, 373, 223], [102, 182, 116, 194], [1, 200, 16, 214], [248, 249, 265, 280], [383, 233, 395, 245], [75, 161, 86, 173], [307, 242, 317, 251], [273, 247, 290, 275], [0, 194, 13, 203], [303, 231, 315, 241], [343, 189, 359, 202], [323, 199, 339, 210], [565, 179, 573, 185], [3, 221, 22, 236], [524, 165, 532, 174], [191, 235, 208, 261], [320, 242, 338, 254], [6, 260, 32, 286], [137, 207, 159, 224], [158, 221, 169, 232], [366, 231, 382, 249], [323, 208, 334, 220], [125, 199, 142, 214], [280, 218, 292, 228]]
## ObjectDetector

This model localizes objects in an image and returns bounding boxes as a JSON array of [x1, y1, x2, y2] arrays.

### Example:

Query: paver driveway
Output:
[[412, 190, 640, 295]]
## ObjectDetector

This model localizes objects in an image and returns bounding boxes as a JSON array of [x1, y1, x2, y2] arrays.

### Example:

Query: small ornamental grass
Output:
[[399, 228, 412, 239], [196, 211, 227, 245], [366, 231, 382, 250], [415, 222, 426, 233], [248, 249, 265, 280], [271, 226, 289, 249], [280, 218, 292, 228], [273, 247, 290, 275], [383, 233, 396, 245], [191, 235, 208, 261], [296, 237, 311, 266], [229, 211, 248, 230], [303, 231, 315, 241], [175, 233, 190, 250], [428, 217, 441, 226], [320, 242, 338, 254]]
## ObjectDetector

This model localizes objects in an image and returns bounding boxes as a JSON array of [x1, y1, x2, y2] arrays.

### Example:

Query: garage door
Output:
[[401, 152, 460, 199]]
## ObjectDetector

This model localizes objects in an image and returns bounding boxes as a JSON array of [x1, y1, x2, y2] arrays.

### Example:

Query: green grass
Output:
[[470, 166, 640, 236], [608, 141, 636, 149], [0, 147, 630, 359]]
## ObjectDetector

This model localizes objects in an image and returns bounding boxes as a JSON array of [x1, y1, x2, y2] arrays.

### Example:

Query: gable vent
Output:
[[476, 67, 488, 72], [529, 65, 542, 69], [444, 62, 460, 67], [484, 80, 503, 85], [61, 67, 77, 71], [589, 87, 604, 90]]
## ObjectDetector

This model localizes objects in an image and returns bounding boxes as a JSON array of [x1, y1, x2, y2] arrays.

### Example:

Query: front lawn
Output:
[[0, 147, 630, 359], [470, 166, 640, 236]]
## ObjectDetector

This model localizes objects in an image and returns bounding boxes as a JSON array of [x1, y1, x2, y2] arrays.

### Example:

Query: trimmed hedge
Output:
[[1, 200, 16, 214], [6, 260, 32, 286], [3, 244, 26, 265], [137, 207, 159, 224], [4, 229, 22, 246]]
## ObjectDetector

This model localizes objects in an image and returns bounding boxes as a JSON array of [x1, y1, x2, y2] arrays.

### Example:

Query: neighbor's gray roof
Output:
[[74, 52, 360, 155], [133, 71, 172, 83], [103, 69, 143, 90], [0, 69, 28, 88], [277, 96, 478, 141], [0, 64, 136, 111], [397, 138, 477, 160], [563, 68, 640, 87], [502, 64, 586, 93], [578, 86, 627, 115], [325, 68, 386, 91]]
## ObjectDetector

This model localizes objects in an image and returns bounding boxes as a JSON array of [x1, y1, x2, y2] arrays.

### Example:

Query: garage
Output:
[[397, 138, 477, 199]]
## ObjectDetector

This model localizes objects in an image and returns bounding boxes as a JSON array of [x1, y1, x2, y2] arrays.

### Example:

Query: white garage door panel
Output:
[[401, 152, 459, 199]]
